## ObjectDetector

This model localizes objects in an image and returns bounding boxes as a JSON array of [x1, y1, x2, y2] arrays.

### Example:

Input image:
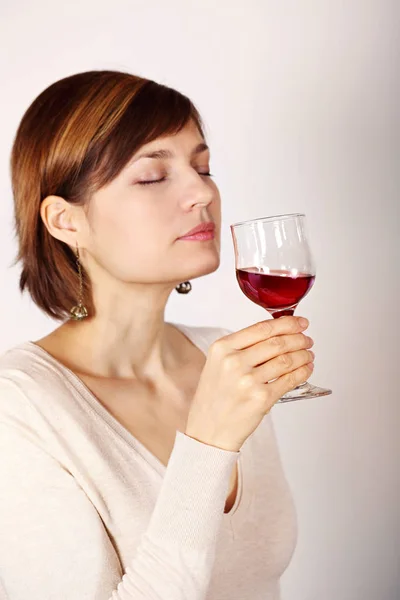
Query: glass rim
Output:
[[230, 212, 306, 229]]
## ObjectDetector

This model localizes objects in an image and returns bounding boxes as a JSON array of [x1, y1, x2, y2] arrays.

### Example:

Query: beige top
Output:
[[0, 322, 297, 600]]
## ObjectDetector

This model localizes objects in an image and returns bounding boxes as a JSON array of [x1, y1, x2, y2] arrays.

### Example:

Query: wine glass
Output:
[[230, 213, 332, 402]]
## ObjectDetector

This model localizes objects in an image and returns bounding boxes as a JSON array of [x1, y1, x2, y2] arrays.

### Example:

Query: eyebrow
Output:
[[129, 142, 209, 165]]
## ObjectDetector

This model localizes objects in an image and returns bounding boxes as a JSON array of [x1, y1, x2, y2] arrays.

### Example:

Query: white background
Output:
[[0, 1, 399, 598]]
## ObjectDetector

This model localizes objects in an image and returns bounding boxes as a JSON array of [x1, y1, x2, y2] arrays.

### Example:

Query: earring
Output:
[[175, 281, 192, 294], [70, 243, 89, 320]]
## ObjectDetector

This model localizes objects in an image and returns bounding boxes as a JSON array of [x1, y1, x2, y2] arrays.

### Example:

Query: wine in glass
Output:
[[230, 213, 332, 402]]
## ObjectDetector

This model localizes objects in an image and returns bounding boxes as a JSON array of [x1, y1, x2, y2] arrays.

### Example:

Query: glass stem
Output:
[[269, 306, 308, 390], [270, 306, 297, 318]]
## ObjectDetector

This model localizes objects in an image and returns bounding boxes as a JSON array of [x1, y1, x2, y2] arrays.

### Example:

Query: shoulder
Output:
[[0, 342, 76, 425], [172, 321, 233, 350], [0, 341, 66, 387]]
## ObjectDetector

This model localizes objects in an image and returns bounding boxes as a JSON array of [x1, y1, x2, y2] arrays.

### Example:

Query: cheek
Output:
[[88, 199, 173, 277], [92, 195, 167, 243]]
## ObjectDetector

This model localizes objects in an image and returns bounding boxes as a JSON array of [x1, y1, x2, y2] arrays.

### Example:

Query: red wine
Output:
[[236, 267, 315, 316]]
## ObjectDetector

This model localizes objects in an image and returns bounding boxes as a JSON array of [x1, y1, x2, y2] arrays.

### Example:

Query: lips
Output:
[[179, 221, 215, 238]]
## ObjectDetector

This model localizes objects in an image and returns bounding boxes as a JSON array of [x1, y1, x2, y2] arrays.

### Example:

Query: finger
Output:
[[242, 332, 314, 368], [265, 363, 314, 406], [253, 349, 315, 384], [222, 316, 309, 352]]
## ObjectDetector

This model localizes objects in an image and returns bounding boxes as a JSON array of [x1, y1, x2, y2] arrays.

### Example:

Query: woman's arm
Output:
[[0, 379, 239, 600]]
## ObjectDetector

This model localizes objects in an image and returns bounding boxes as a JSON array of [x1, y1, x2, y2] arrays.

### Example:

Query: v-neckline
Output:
[[23, 322, 203, 472], [21, 322, 244, 517]]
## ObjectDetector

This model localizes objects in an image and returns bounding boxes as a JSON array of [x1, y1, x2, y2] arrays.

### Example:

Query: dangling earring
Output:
[[175, 281, 192, 294], [70, 243, 89, 320]]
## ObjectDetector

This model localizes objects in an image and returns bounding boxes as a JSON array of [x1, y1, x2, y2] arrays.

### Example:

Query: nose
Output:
[[181, 172, 215, 210]]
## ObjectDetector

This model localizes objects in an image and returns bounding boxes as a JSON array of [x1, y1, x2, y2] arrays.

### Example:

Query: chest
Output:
[[78, 373, 239, 513], [68, 403, 296, 589]]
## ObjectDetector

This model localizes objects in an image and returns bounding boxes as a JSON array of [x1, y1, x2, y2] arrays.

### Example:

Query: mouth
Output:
[[178, 221, 216, 240]]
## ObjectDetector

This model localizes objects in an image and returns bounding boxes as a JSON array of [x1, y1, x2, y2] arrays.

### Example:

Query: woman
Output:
[[0, 70, 315, 599]]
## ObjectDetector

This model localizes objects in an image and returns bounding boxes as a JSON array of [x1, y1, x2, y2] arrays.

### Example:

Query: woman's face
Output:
[[83, 120, 221, 287]]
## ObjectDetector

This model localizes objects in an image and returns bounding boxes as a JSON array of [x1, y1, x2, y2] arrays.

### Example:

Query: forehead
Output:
[[137, 120, 205, 154], [125, 121, 208, 169]]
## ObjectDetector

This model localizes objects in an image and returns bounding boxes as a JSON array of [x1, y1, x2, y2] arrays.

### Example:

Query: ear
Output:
[[40, 195, 86, 248]]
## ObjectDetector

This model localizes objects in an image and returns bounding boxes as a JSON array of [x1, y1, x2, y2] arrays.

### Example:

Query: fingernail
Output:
[[309, 350, 315, 360], [298, 317, 309, 328]]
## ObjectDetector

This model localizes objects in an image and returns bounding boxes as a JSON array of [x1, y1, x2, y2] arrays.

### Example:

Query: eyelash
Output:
[[138, 172, 214, 186]]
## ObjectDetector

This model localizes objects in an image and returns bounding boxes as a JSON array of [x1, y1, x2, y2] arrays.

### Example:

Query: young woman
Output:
[[0, 70, 315, 599]]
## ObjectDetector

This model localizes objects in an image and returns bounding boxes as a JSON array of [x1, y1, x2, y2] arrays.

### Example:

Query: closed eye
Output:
[[138, 172, 213, 186], [138, 178, 167, 186]]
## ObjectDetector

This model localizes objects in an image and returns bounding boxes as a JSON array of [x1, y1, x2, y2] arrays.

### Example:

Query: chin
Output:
[[180, 253, 220, 281]]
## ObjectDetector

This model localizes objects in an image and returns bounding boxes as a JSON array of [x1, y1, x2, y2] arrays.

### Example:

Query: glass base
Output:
[[277, 381, 332, 403]]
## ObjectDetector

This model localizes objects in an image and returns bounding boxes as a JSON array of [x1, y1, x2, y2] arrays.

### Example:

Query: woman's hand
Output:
[[185, 316, 314, 452]]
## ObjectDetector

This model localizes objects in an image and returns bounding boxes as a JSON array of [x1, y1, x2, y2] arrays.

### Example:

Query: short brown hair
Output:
[[10, 70, 205, 320]]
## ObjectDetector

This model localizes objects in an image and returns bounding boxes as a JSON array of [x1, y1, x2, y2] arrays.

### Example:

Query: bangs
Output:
[[86, 80, 205, 194]]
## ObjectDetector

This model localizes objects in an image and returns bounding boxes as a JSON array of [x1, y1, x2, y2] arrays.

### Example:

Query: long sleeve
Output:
[[0, 379, 239, 600]]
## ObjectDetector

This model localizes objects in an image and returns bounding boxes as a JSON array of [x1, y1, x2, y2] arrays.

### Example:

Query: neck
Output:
[[45, 281, 186, 380]]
